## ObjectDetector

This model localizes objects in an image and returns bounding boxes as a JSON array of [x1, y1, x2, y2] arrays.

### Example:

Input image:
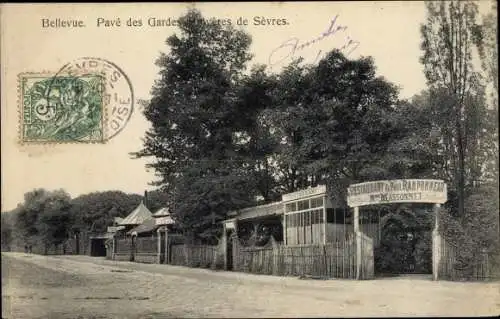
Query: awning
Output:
[[127, 217, 157, 235]]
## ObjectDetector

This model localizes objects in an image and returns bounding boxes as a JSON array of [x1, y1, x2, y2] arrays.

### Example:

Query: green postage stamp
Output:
[[19, 73, 105, 143]]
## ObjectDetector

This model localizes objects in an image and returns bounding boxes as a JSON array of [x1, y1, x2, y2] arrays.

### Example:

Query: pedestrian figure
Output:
[[24, 245, 28, 253], [29, 245, 32, 254]]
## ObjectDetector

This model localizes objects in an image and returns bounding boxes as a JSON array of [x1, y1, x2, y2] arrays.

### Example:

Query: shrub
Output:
[[438, 185, 499, 280]]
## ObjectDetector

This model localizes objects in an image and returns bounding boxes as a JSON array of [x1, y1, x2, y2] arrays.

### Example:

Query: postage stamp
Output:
[[19, 72, 105, 143], [18, 57, 134, 144]]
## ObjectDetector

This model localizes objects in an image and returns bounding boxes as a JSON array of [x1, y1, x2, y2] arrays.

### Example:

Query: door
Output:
[[159, 231, 166, 263], [226, 230, 234, 270]]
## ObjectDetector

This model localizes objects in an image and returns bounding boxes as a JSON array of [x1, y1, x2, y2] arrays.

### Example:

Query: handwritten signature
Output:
[[268, 15, 360, 67]]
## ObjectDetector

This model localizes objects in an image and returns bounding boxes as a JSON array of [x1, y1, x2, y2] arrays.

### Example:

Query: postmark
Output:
[[18, 57, 134, 143]]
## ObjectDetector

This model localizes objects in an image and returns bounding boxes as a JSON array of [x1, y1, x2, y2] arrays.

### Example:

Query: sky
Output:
[[1, 2, 494, 212]]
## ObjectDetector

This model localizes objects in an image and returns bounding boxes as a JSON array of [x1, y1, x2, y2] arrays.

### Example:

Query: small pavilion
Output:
[[111, 201, 153, 260]]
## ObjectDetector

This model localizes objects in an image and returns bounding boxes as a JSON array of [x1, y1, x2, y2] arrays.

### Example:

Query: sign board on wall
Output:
[[347, 179, 447, 207], [107, 225, 125, 233], [224, 220, 236, 230], [282, 185, 327, 202], [155, 216, 175, 225]]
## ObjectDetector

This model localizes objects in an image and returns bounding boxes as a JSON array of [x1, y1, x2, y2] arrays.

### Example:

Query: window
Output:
[[310, 197, 323, 208], [304, 211, 311, 226], [285, 202, 297, 213], [297, 200, 310, 211], [318, 209, 324, 223]]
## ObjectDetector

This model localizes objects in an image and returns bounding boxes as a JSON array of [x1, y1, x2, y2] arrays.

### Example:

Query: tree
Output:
[[36, 191, 72, 248], [69, 191, 143, 234], [262, 50, 402, 202], [232, 65, 280, 203], [420, 0, 489, 217], [1, 211, 15, 250], [16, 189, 72, 249], [478, 1, 498, 107], [133, 9, 255, 242]]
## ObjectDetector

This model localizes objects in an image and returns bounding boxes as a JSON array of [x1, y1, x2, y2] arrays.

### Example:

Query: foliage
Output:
[[135, 9, 437, 243], [477, 1, 498, 107], [4, 188, 169, 251], [16, 189, 72, 248], [259, 50, 403, 203], [69, 191, 143, 234], [1, 211, 15, 250], [375, 206, 433, 274], [439, 183, 499, 278], [420, 0, 490, 217], [133, 9, 256, 242]]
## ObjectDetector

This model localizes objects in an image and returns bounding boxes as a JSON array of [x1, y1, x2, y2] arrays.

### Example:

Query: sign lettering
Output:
[[347, 179, 447, 207]]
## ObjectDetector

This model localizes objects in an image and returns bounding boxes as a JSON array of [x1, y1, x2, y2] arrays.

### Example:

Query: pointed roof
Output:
[[119, 202, 152, 226], [153, 207, 171, 217]]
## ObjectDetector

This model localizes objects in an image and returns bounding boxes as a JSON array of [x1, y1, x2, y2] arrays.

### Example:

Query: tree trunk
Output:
[[456, 112, 465, 218]]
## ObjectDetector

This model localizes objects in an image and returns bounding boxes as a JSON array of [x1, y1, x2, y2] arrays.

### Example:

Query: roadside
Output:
[[2, 252, 500, 318]]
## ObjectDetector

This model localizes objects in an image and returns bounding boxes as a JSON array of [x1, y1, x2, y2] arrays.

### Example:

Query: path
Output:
[[2, 252, 499, 318]]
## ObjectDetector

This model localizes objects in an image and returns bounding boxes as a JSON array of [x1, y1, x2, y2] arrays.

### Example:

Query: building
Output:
[[223, 180, 447, 280], [223, 185, 361, 247], [111, 201, 153, 261]]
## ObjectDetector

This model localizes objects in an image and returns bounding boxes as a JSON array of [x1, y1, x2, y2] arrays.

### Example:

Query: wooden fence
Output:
[[169, 243, 223, 269], [232, 233, 374, 279], [114, 237, 133, 261], [438, 236, 493, 281], [134, 236, 158, 263], [18, 232, 92, 256]]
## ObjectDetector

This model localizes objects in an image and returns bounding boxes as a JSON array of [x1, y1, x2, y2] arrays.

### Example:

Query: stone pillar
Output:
[[222, 222, 228, 270], [164, 228, 169, 264], [282, 213, 287, 246], [432, 203, 441, 281], [322, 196, 327, 244], [112, 236, 117, 260], [157, 228, 162, 264], [354, 206, 361, 280]]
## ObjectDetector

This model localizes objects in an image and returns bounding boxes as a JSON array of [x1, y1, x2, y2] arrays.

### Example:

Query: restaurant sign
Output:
[[347, 179, 447, 207]]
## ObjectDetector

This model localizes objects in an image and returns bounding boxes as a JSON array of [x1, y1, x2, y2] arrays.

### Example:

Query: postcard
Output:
[[1, 2, 498, 318]]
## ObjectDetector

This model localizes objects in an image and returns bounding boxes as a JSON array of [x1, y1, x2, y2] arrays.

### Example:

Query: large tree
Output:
[[16, 188, 72, 248], [420, 0, 490, 217], [133, 9, 255, 242], [69, 191, 143, 234], [261, 51, 402, 203]]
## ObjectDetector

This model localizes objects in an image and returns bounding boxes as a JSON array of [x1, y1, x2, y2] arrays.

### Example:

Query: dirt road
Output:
[[2, 252, 499, 318]]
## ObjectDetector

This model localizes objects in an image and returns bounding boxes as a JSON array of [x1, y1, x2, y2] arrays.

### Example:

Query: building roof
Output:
[[127, 217, 157, 235], [229, 201, 283, 221], [153, 207, 175, 225], [119, 202, 153, 226], [152, 207, 171, 217]]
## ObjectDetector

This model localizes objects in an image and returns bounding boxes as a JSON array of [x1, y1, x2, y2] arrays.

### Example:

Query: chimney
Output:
[[143, 190, 148, 208]]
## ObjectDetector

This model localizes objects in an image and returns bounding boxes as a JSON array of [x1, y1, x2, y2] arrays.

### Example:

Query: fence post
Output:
[[157, 229, 162, 264], [432, 203, 441, 281], [354, 206, 361, 280], [323, 245, 328, 277], [184, 244, 189, 266], [232, 233, 239, 272]]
